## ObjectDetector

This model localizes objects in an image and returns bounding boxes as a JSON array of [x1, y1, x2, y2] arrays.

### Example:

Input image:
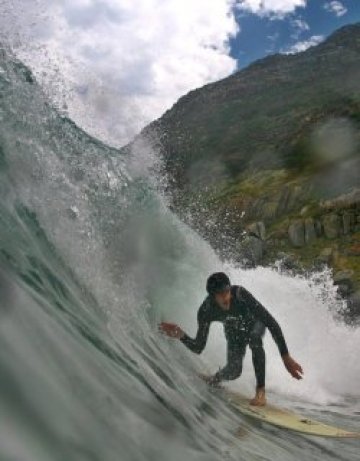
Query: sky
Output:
[[231, 0, 360, 68], [0, 0, 359, 147]]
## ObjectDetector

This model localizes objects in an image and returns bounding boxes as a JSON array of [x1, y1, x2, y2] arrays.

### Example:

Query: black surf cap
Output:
[[206, 272, 231, 296]]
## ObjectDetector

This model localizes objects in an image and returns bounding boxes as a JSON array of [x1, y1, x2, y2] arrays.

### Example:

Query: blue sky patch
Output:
[[230, 0, 360, 69]]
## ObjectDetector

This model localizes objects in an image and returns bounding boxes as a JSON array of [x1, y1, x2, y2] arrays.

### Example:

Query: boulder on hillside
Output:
[[347, 290, 360, 320], [300, 206, 310, 216], [288, 220, 305, 247], [276, 252, 302, 271], [314, 219, 323, 237], [322, 214, 341, 239], [333, 270, 354, 296], [247, 221, 266, 240], [236, 235, 264, 267], [342, 211, 356, 235], [304, 217, 317, 244]]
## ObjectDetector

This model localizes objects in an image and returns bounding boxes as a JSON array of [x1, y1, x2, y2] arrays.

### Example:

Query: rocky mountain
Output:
[[126, 23, 360, 317]]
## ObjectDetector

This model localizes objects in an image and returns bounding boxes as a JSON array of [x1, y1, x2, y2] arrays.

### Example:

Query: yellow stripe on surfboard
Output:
[[223, 389, 360, 438]]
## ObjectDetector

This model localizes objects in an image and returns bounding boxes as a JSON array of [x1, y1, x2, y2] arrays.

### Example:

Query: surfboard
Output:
[[222, 389, 360, 438]]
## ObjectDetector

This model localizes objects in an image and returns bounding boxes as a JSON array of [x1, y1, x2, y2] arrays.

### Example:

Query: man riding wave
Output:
[[160, 272, 303, 406]]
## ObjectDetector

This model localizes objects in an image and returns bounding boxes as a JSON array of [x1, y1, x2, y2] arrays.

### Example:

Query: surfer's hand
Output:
[[159, 322, 185, 339], [283, 354, 303, 380]]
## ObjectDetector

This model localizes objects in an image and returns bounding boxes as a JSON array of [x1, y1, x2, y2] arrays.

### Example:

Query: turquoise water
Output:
[[0, 47, 359, 461]]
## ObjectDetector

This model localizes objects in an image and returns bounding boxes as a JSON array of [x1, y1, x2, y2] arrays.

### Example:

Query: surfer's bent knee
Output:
[[226, 361, 243, 380]]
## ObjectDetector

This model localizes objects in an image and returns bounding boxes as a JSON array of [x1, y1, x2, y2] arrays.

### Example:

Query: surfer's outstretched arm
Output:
[[159, 302, 211, 354], [179, 309, 211, 354]]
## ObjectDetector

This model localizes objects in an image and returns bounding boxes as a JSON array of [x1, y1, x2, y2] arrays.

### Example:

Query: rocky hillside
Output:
[[127, 23, 360, 317]]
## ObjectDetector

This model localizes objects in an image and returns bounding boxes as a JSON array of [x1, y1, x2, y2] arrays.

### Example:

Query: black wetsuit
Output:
[[180, 285, 289, 388]]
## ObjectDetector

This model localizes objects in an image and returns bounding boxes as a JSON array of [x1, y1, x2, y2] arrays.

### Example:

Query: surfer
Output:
[[159, 272, 303, 406]]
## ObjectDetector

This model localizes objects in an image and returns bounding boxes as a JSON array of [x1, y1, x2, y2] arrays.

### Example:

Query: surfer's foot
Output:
[[249, 387, 266, 406]]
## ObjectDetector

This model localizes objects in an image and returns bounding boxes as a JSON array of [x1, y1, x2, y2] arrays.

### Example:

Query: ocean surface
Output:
[[0, 47, 359, 461]]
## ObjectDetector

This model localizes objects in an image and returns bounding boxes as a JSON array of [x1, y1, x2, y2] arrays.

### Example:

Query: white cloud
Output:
[[266, 31, 280, 52], [236, 0, 307, 18], [290, 18, 310, 38], [324, 1, 348, 17], [292, 18, 310, 31], [282, 34, 325, 54], [1, 0, 241, 146]]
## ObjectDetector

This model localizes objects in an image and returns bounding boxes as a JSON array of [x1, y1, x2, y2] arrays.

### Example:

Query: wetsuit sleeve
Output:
[[241, 287, 289, 356], [180, 302, 211, 354]]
